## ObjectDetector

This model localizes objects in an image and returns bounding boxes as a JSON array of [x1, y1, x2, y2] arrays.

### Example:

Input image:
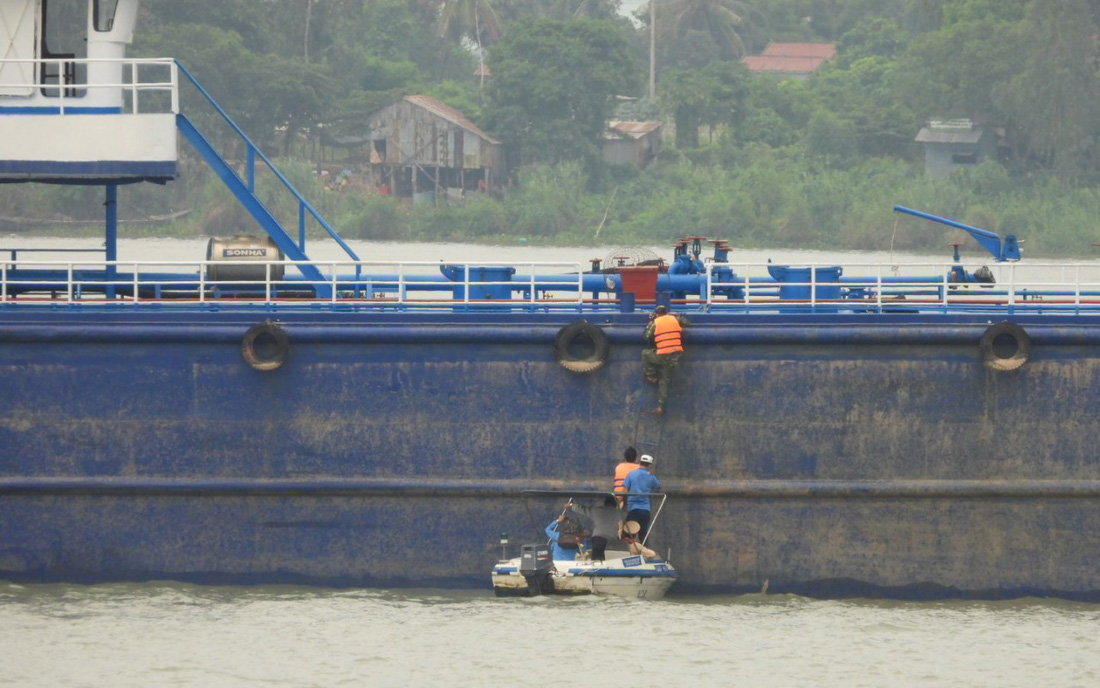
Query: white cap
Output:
[[639, 454, 654, 465]]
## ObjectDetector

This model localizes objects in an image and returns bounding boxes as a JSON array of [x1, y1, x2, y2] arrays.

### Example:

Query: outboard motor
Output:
[[519, 544, 554, 595]]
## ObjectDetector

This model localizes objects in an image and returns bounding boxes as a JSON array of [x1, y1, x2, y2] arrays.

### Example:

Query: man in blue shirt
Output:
[[622, 454, 661, 542]]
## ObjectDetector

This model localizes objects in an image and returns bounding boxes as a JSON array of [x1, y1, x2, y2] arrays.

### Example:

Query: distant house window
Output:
[[952, 152, 979, 165]]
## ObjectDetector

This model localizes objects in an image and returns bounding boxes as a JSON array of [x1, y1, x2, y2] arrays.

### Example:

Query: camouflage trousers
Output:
[[642, 349, 682, 409]]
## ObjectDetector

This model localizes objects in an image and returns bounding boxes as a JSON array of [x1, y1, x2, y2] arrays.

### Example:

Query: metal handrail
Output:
[[0, 259, 593, 309], [7, 258, 1100, 314], [173, 60, 358, 264], [0, 57, 178, 114]]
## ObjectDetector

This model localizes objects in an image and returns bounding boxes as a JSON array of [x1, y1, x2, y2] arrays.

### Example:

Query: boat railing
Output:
[[0, 58, 178, 114], [703, 260, 1100, 314], [7, 257, 1100, 313], [0, 259, 593, 311], [1, 248, 106, 261]]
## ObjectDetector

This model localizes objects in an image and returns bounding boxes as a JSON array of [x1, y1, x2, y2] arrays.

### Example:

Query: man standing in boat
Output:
[[622, 455, 661, 542], [643, 306, 689, 415]]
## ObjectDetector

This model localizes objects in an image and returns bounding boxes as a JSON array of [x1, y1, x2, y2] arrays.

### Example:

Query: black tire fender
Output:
[[242, 320, 290, 371], [979, 321, 1030, 372], [554, 321, 609, 374]]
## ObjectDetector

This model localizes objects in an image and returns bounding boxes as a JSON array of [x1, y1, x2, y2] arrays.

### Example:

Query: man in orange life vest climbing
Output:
[[643, 305, 688, 415]]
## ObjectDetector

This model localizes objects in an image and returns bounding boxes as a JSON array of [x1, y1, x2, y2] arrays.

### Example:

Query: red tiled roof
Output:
[[760, 42, 835, 59], [742, 42, 835, 75], [742, 55, 830, 74]]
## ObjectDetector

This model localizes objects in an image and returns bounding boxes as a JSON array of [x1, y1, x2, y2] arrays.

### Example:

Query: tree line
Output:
[[6, 0, 1100, 257]]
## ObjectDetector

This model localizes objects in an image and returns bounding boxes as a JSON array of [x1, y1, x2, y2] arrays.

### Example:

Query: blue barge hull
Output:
[[3, 310, 1100, 599], [3, 0, 1099, 599]]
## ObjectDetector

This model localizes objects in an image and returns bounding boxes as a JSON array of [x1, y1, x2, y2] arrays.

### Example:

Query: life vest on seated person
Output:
[[653, 314, 683, 355]]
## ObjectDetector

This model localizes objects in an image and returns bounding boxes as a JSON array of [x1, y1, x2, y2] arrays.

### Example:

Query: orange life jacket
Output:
[[653, 314, 683, 355], [613, 462, 637, 493]]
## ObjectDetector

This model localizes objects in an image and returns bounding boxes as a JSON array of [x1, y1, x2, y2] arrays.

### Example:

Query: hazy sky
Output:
[[619, 0, 647, 25]]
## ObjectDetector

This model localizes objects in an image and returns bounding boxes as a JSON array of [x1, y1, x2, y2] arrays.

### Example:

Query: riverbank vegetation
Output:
[[5, 0, 1100, 257]]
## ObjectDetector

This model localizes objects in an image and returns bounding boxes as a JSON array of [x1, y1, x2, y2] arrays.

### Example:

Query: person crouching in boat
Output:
[[545, 512, 590, 561], [643, 305, 689, 415]]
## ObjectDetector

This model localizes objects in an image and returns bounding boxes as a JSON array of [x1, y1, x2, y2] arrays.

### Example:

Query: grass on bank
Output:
[[4, 152, 1100, 259]]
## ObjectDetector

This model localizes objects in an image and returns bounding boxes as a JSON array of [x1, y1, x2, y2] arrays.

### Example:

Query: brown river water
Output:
[[2, 583, 1098, 687]]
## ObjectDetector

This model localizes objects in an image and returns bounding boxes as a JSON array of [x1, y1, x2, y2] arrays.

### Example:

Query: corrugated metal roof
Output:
[[403, 95, 500, 145], [916, 125, 985, 144], [742, 55, 830, 73], [607, 121, 661, 139], [760, 42, 835, 58]]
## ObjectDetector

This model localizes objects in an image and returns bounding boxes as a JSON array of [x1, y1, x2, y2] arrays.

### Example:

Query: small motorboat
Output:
[[491, 490, 677, 599]]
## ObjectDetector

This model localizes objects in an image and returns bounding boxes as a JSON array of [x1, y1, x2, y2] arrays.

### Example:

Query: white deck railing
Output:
[[0, 259, 591, 310], [5, 258, 1100, 313], [0, 58, 178, 114]]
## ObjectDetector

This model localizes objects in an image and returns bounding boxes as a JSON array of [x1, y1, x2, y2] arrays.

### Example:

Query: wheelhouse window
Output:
[[94, 0, 120, 32], [43, 0, 85, 58], [41, 0, 86, 97]]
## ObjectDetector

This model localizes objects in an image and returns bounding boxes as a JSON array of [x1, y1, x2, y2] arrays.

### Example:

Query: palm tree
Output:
[[564, 0, 620, 20], [303, 0, 312, 61], [435, 0, 503, 47], [655, 0, 762, 61], [430, 0, 504, 88]]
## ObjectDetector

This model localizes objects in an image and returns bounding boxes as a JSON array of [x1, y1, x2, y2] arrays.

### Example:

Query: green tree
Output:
[[891, 2, 1023, 124], [506, 0, 623, 20], [659, 61, 749, 148], [1001, 0, 1100, 176], [140, 0, 278, 53], [486, 18, 639, 165], [803, 109, 858, 168], [654, 0, 766, 64], [733, 77, 813, 149], [833, 16, 907, 67]]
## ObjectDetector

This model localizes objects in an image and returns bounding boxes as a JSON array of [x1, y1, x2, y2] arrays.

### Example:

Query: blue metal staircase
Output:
[[174, 61, 362, 299]]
